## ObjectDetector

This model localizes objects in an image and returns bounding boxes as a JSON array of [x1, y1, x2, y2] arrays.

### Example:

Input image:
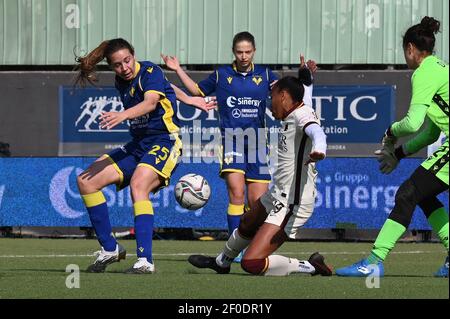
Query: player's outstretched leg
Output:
[[188, 228, 251, 274], [87, 243, 127, 273], [188, 255, 231, 274], [309, 252, 333, 276]]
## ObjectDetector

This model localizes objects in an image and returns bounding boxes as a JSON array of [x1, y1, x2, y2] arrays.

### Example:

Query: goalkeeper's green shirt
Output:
[[410, 55, 449, 138], [391, 55, 448, 154], [392, 56, 448, 136]]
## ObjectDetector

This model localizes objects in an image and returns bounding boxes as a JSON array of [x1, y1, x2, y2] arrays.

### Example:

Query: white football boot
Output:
[[124, 257, 155, 274], [86, 244, 126, 273]]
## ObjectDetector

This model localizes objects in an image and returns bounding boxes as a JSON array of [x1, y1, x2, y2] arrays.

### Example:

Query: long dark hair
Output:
[[402, 16, 440, 53], [74, 38, 135, 86]]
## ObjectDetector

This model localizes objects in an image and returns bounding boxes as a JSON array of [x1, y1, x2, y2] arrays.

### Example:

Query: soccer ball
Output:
[[175, 174, 211, 210]]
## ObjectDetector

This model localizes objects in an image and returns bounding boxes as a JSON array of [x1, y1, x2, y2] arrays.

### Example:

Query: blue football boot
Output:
[[335, 258, 384, 277], [434, 256, 449, 278]]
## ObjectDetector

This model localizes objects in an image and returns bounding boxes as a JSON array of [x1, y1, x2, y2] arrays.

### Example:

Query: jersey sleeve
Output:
[[410, 68, 439, 106], [296, 106, 320, 131], [404, 118, 442, 154], [197, 70, 218, 97], [303, 84, 313, 107], [138, 65, 167, 97], [305, 124, 327, 155], [390, 103, 428, 137]]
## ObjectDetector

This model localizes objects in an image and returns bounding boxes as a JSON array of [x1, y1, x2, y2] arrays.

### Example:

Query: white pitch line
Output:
[[0, 250, 441, 258]]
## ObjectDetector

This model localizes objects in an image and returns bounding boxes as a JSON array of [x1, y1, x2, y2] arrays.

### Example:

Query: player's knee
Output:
[[389, 179, 419, 227], [130, 177, 148, 197], [228, 186, 245, 203], [238, 215, 258, 239], [239, 200, 266, 238], [238, 223, 256, 239], [241, 258, 266, 275], [395, 179, 418, 206]]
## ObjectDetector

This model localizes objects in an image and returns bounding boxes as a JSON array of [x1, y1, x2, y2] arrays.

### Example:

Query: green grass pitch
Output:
[[0, 238, 447, 299]]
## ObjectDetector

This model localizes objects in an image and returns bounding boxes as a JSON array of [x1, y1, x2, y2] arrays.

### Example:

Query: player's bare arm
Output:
[[171, 83, 217, 112], [161, 53, 201, 96], [99, 91, 159, 130]]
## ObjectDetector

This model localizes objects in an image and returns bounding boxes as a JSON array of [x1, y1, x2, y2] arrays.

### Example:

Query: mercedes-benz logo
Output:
[[232, 109, 241, 118]]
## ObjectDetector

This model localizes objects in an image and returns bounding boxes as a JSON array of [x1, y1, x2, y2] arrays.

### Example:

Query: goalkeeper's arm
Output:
[[390, 103, 428, 137], [393, 118, 441, 160]]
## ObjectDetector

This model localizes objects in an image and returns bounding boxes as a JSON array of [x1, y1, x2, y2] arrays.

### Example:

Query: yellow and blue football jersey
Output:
[[197, 62, 277, 134], [115, 61, 180, 138], [197, 62, 277, 182], [108, 61, 182, 190]]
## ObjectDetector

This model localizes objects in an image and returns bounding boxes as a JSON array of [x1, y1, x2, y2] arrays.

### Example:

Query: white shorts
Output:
[[260, 187, 316, 239]]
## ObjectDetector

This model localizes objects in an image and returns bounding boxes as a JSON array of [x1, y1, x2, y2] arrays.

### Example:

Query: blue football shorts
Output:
[[219, 133, 271, 183], [106, 133, 182, 191]]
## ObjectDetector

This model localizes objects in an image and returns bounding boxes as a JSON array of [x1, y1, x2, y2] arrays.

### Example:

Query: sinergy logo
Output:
[[226, 96, 261, 108], [315, 173, 398, 214]]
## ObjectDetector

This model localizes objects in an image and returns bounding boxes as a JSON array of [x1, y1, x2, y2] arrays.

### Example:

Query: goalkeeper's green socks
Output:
[[368, 209, 449, 264], [369, 219, 406, 262], [428, 207, 449, 250]]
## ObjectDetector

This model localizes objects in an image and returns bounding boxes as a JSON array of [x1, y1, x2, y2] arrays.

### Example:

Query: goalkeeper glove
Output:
[[374, 145, 409, 174], [381, 126, 398, 153]]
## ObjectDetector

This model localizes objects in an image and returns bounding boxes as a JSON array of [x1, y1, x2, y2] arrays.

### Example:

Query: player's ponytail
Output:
[[74, 38, 135, 87], [74, 40, 109, 87], [273, 76, 305, 104], [402, 16, 440, 53], [420, 16, 440, 35]]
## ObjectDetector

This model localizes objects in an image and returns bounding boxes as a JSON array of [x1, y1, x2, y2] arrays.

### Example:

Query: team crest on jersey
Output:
[[227, 76, 233, 84], [129, 86, 135, 97], [224, 156, 233, 164], [252, 76, 263, 86], [147, 67, 154, 74]]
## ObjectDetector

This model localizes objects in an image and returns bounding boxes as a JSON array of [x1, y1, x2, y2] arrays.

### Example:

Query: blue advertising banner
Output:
[[59, 87, 130, 143], [311, 86, 395, 143], [0, 158, 446, 229], [59, 85, 394, 156]]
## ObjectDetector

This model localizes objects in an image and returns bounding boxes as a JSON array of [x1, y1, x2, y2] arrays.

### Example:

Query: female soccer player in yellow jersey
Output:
[[74, 38, 215, 274], [337, 16, 449, 278]]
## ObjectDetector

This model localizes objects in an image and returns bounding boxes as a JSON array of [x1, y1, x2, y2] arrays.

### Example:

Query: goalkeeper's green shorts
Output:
[[422, 140, 449, 185]]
